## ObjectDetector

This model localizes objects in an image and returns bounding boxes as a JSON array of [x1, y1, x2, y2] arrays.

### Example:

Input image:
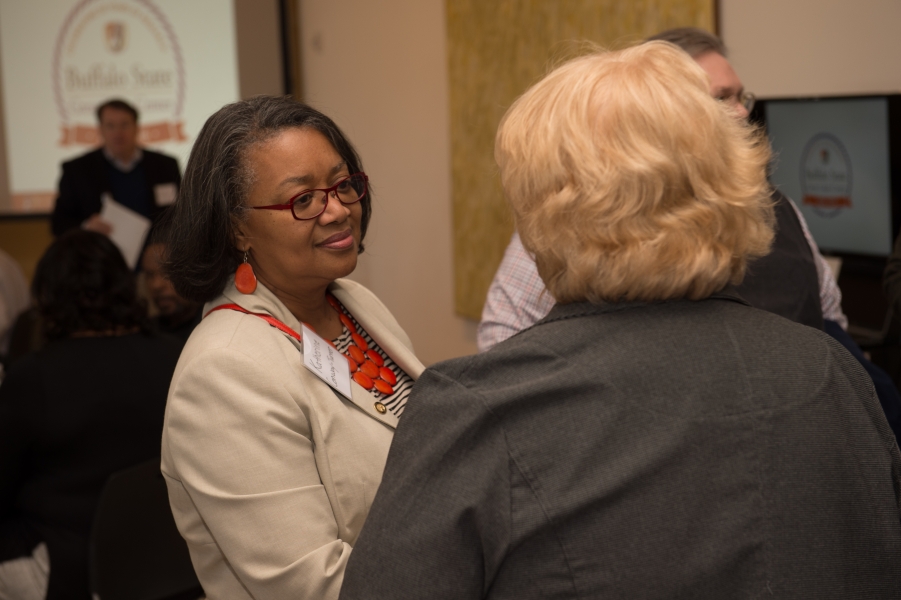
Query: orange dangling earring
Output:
[[235, 250, 257, 294]]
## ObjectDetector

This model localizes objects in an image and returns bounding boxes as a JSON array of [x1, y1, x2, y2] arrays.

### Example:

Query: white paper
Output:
[[154, 182, 178, 206], [99, 194, 152, 269], [302, 324, 353, 398]]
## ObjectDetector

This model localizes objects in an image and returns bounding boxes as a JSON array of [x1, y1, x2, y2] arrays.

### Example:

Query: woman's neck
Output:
[[266, 280, 344, 340]]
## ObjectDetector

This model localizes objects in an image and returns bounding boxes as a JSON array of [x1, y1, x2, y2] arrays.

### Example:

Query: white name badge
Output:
[[301, 324, 353, 399], [154, 182, 178, 206]]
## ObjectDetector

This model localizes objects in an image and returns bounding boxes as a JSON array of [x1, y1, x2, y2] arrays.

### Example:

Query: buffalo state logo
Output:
[[55, 0, 187, 147], [800, 133, 853, 217], [105, 21, 126, 53]]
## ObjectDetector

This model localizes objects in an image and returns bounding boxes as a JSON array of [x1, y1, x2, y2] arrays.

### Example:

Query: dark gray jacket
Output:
[[341, 292, 901, 600]]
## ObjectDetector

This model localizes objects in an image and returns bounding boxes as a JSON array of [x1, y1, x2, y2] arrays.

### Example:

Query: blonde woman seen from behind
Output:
[[339, 43, 901, 600]]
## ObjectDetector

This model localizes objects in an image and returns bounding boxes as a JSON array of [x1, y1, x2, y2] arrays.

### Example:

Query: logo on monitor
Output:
[[799, 133, 852, 218], [53, 0, 187, 147]]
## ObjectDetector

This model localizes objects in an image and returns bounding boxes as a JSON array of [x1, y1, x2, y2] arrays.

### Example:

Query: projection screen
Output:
[[0, 0, 240, 213]]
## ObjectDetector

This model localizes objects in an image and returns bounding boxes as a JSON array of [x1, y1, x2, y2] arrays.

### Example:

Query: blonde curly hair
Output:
[[495, 41, 774, 303]]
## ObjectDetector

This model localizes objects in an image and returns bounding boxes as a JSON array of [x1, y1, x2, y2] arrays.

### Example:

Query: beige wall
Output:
[[234, 0, 284, 99], [298, 0, 478, 365], [720, 0, 901, 97]]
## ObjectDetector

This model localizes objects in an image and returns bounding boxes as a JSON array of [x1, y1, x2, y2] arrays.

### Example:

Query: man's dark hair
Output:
[[33, 230, 149, 340], [96, 98, 139, 123], [646, 27, 726, 58], [160, 95, 371, 303]]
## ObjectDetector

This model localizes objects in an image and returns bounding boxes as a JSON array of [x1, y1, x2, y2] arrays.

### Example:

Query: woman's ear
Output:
[[232, 219, 251, 253]]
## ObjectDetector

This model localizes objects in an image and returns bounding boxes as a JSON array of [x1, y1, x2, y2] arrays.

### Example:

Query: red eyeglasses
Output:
[[252, 172, 368, 221]]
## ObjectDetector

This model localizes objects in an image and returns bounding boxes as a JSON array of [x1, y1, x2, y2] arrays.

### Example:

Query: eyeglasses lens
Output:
[[293, 174, 367, 220], [339, 174, 367, 203]]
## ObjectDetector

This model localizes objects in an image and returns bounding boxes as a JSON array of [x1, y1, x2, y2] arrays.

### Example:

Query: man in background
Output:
[[51, 98, 181, 237]]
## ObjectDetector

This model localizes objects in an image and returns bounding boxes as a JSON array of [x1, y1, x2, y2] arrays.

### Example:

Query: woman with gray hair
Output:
[[159, 96, 424, 598], [339, 42, 901, 599]]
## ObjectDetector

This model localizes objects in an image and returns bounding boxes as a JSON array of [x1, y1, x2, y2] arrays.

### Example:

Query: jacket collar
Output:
[[330, 280, 425, 381], [538, 286, 750, 326], [212, 275, 304, 333], [204, 276, 414, 429]]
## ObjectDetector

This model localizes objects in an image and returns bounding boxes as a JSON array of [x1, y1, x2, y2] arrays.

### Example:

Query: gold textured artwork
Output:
[[448, 0, 716, 319]]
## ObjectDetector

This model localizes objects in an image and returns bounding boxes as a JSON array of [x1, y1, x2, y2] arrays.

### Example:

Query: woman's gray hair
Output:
[[646, 27, 726, 58]]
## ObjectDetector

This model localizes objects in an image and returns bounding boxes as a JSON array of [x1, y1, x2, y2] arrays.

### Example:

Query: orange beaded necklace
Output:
[[327, 294, 397, 395]]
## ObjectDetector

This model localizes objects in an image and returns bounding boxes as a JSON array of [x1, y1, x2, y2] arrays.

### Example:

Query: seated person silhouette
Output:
[[0, 230, 182, 599]]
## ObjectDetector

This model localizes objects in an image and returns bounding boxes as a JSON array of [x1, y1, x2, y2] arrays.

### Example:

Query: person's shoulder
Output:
[[713, 296, 826, 341], [182, 308, 254, 350], [134, 330, 186, 357], [1, 339, 73, 399], [686, 298, 865, 389], [424, 330, 560, 400], [62, 148, 104, 169], [141, 148, 179, 166], [179, 303, 295, 367], [0, 348, 42, 388], [813, 326, 874, 391]]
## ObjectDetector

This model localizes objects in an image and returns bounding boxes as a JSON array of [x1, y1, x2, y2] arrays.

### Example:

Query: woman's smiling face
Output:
[[235, 127, 363, 302]]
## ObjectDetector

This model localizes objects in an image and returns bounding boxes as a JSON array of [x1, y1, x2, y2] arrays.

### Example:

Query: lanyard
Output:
[[205, 303, 304, 343], [206, 303, 357, 398]]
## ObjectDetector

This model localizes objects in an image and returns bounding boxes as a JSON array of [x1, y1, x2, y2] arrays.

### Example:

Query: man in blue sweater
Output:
[[51, 98, 181, 237]]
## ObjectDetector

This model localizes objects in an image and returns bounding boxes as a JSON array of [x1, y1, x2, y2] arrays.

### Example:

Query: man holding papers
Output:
[[51, 98, 181, 241]]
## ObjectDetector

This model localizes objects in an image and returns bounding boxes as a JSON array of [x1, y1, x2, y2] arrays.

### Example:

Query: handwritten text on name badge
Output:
[[301, 324, 353, 398]]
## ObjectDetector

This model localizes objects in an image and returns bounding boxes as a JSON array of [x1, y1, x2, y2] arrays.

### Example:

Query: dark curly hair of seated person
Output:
[[33, 230, 150, 340]]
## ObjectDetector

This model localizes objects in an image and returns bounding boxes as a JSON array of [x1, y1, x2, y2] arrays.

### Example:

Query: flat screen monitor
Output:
[[751, 94, 901, 259]]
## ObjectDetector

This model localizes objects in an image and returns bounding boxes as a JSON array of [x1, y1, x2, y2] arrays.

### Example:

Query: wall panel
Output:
[[447, 0, 715, 318]]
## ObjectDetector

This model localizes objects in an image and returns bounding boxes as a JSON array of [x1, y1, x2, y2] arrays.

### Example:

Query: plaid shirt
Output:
[[477, 199, 846, 352]]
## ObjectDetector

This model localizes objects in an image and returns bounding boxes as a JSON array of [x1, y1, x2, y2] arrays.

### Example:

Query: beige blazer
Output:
[[161, 277, 424, 599]]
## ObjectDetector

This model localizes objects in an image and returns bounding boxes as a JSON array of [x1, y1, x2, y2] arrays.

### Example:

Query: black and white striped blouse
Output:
[[331, 308, 414, 417]]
